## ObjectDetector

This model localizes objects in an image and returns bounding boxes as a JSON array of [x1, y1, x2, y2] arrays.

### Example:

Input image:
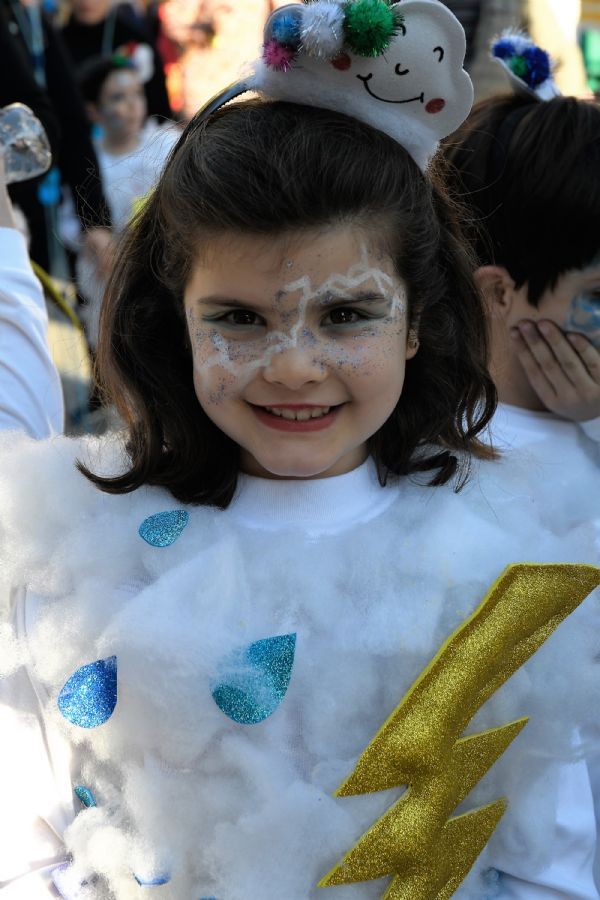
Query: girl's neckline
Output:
[[227, 457, 398, 536]]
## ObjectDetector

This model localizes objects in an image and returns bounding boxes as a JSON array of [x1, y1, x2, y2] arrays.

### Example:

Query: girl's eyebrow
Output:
[[196, 291, 390, 309], [317, 291, 389, 307], [197, 295, 264, 310]]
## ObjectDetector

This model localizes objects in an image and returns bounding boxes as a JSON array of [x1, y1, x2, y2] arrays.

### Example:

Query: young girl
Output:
[[1, 3, 599, 899]]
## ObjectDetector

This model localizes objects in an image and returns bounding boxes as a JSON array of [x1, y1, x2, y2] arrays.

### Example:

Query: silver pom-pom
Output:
[[301, 1, 346, 60]]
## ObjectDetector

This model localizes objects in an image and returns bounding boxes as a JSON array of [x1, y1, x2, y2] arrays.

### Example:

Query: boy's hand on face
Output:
[[510, 319, 600, 422]]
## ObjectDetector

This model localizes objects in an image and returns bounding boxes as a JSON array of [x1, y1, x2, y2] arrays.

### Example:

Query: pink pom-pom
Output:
[[263, 39, 296, 72]]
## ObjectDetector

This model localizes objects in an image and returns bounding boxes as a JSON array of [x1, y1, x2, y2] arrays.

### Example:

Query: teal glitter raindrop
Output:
[[74, 785, 97, 808], [139, 510, 189, 547], [58, 657, 117, 728], [134, 873, 171, 886], [211, 633, 296, 725]]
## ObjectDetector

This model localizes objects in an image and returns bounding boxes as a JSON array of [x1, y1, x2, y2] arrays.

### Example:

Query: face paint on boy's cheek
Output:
[[564, 294, 600, 348]]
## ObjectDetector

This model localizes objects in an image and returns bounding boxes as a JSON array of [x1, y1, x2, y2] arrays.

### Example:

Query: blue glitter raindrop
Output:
[[74, 785, 97, 808], [134, 873, 171, 886], [211, 633, 296, 725], [58, 656, 117, 728], [139, 510, 189, 547]]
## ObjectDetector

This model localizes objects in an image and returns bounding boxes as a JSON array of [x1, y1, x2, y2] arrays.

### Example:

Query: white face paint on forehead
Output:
[[186, 241, 408, 385]]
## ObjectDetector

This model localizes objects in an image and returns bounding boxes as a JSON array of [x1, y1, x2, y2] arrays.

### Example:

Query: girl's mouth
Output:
[[249, 404, 343, 431]]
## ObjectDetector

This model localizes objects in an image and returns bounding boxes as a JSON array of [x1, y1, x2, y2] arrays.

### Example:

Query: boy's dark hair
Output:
[[443, 94, 600, 305], [80, 101, 496, 507], [79, 56, 137, 105]]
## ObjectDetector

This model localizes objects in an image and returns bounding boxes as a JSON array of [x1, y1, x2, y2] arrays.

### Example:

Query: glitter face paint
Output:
[[522, 260, 600, 350], [564, 294, 600, 348], [183, 226, 416, 479]]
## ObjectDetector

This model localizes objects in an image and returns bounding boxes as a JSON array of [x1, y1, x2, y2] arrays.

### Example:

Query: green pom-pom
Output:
[[509, 55, 528, 79], [344, 0, 400, 58]]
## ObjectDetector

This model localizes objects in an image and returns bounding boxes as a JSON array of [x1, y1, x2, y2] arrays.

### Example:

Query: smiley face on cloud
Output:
[[251, 0, 473, 171]]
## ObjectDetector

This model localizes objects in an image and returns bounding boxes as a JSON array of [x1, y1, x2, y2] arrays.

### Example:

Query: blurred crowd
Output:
[[1, 0, 599, 434]]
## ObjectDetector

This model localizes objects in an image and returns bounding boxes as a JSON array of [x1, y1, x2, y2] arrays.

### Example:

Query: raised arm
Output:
[[0, 155, 64, 437]]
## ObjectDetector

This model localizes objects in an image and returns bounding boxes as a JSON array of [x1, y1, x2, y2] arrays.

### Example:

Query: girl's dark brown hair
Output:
[[81, 100, 496, 506]]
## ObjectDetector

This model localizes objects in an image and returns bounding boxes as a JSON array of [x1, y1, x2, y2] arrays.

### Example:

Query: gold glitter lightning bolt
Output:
[[319, 564, 600, 899]]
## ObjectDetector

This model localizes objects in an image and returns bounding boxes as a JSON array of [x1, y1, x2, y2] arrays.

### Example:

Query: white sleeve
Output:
[[580, 417, 600, 445], [0, 589, 73, 896], [497, 758, 599, 899], [0, 227, 64, 438]]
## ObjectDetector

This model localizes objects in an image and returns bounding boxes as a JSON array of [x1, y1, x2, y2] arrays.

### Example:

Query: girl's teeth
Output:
[[264, 406, 332, 420]]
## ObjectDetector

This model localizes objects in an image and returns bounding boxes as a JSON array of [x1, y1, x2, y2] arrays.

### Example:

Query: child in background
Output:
[[62, 49, 179, 348], [1, 4, 599, 900], [444, 33, 600, 533]]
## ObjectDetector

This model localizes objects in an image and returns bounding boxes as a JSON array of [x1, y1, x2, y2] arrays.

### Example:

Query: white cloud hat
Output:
[[197, 0, 474, 172]]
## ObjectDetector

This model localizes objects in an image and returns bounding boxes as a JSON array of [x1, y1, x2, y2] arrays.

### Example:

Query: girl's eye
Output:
[[324, 308, 364, 325], [224, 310, 263, 326]]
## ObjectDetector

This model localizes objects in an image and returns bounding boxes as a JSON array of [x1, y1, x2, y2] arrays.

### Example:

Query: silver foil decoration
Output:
[[0, 103, 52, 184]]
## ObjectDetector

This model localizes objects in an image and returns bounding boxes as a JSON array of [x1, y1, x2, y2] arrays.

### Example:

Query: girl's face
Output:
[[183, 226, 417, 479]]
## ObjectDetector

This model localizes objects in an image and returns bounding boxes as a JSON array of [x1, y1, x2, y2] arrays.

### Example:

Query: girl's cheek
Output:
[[190, 328, 272, 401], [317, 321, 406, 374]]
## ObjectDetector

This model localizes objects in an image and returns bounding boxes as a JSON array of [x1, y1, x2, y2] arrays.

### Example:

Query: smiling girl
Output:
[[1, 3, 599, 900]]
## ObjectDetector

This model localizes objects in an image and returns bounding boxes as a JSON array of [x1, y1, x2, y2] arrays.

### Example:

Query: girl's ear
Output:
[[473, 265, 516, 321], [406, 328, 419, 359]]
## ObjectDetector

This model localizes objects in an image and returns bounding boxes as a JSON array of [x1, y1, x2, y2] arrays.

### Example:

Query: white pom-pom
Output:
[[130, 43, 155, 84], [301, 2, 346, 60]]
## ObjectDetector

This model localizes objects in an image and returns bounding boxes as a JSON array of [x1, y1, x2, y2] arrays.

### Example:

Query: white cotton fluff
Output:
[[0, 432, 599, 899], [300, 2, 346, 60], [0, 621, 23, 675]]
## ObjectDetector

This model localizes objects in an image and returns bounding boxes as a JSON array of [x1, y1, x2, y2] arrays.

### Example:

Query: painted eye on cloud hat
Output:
[[196, 0, 474, 172]]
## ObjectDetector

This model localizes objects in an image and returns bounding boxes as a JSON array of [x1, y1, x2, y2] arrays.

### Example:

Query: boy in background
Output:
[[444, 91, 600, 533]]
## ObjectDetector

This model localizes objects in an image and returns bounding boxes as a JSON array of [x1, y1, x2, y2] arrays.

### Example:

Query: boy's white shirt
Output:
[[0, 435, 599, 899], [491, 402, 600, 452], [0, 227, 64, 438], [489, 403, 600, 544]]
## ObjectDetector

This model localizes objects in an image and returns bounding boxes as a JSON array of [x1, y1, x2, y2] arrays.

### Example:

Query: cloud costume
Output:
[[0, 433, 599, 899]]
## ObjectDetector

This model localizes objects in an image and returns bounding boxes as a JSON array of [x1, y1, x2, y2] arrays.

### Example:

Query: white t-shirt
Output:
[[0, 227, 64, 438], [65, 121, 180, 349], [491, 403, 600, 453], [95, 121, 180, 233], [489, 403, 600, 540]]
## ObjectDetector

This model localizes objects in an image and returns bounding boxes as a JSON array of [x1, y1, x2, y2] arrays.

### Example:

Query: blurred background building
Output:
[[157, 0, 595, 115]]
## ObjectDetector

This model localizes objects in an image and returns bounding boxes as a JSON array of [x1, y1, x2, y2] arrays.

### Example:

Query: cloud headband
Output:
[[196, 0, 474, 172]]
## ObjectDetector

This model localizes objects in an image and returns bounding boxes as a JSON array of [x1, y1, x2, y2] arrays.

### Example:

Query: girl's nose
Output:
[[261, 346, 327, 390]]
